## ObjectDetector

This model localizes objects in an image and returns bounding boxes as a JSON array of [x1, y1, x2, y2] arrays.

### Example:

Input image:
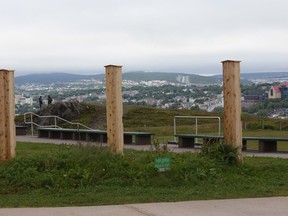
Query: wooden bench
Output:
[[37, 128, 154, 145], [175, 134, 224, 148], [38, 128, 107, 142], [242, 137, 288, 152], [16, 125, 28, 135], [124, 132, 154, 145], [175, 134, 288, 153]]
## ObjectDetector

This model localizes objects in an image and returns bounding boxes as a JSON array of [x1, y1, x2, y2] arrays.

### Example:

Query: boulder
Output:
[[35, 101, 84, 126]]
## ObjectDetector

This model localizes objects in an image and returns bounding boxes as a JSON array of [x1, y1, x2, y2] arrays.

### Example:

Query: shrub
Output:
[[151, 138, 169, 155], [247, 122, 262, 130], [200, 141, 241, 165]]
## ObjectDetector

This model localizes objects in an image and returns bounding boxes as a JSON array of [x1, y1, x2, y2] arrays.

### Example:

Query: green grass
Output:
[[123, 106, 221, 128], [0, 142, 288, 207]]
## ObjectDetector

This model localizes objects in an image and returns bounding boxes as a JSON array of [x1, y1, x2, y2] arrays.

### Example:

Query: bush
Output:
[[247, 122, 262, 130], [200, 141, 241, 165], [246, 122, 275, 130]]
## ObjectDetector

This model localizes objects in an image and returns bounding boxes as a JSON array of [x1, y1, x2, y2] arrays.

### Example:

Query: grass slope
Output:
[[75, 104, 288, 145], [0, 142, 288, 207], [76, 103, 283, 129]]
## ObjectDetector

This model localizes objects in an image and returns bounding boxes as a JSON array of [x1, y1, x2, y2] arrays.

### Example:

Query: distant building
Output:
[[143, 98, 159, 106], [15, 94, 33, 106], [17, 96, 33, 106], [176, 75, 190, 84], [268, 82, 288, 99], [242, 91, 266, 108]]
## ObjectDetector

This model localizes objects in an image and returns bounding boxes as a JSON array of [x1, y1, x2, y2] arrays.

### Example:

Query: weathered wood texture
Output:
[[105, 65, 124, 154], [222, 60, 243, 158], [0, 69, 16, 161]]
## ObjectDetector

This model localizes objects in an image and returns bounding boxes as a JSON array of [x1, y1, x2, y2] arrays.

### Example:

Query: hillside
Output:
[[15, 71, 219, 85], [15, 73, 103, 85], [15, 71, 288, 85], [122, 71, 219, 84], [240, 72, 288, 80], [15, 102, 273, 130], [213, 72, 288, 81]]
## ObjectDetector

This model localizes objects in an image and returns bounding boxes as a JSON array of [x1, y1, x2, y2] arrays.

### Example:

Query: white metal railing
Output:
[[173, 116, 221, 142], [24, 112, 94, 136]]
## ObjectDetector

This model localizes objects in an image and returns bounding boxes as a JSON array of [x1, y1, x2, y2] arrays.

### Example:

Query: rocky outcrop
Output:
[[35, 101, 85, 126], [44, 101, 84, 120]]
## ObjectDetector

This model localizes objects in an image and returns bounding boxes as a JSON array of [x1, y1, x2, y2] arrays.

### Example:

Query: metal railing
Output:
[[24, 112, 94, 136], [173, 116, 221, 142]]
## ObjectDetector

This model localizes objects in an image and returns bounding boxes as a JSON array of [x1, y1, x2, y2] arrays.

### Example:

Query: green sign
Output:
[[154, 156, 171, 172]]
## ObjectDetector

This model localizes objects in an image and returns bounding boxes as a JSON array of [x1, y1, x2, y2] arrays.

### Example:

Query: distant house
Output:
[[269, 82, 288, 99], [242, 91, 266, 108]]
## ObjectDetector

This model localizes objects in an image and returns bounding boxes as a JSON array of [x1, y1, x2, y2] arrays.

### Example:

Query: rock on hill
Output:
[[32, 101, 85, 128], [15, 101, 107, 129], [37, 101, 84, 120]]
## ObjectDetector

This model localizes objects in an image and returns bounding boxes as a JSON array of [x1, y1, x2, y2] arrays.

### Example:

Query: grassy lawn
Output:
[[0, 142, 288, 207]]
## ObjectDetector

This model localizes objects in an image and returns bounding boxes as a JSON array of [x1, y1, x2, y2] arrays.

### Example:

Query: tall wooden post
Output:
[[0, 69, 16, 161], [222, 60, 243, 162], [105, 65, 124, 154]]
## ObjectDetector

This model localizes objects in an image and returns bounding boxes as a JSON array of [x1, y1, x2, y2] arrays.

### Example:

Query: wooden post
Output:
[[222, 60, 243, 162], [0, 69, 16, 161], [105, 65, 124, 154]]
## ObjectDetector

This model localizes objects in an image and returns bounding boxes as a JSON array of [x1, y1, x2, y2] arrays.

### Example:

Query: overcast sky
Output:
[[1, 0, 288, 76]]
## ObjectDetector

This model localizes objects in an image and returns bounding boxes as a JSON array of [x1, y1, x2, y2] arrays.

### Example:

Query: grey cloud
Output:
[[0, 0, 288, 75]]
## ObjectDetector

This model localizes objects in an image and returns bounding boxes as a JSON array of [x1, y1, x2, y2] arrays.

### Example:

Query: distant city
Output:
[[14, 71, 288, 118]]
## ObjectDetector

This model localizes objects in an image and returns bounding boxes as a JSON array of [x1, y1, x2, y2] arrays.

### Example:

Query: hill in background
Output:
[[240, 72, 288, 80], [122, 71, 219, 84], [15, 71, 288, 85], [15, 71, 219, 85], [15, 102, 264, 130], [15, 73, 101, 85]]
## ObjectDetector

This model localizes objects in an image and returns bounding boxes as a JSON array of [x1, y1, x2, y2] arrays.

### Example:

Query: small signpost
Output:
[[154, 156, 171, 172]]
